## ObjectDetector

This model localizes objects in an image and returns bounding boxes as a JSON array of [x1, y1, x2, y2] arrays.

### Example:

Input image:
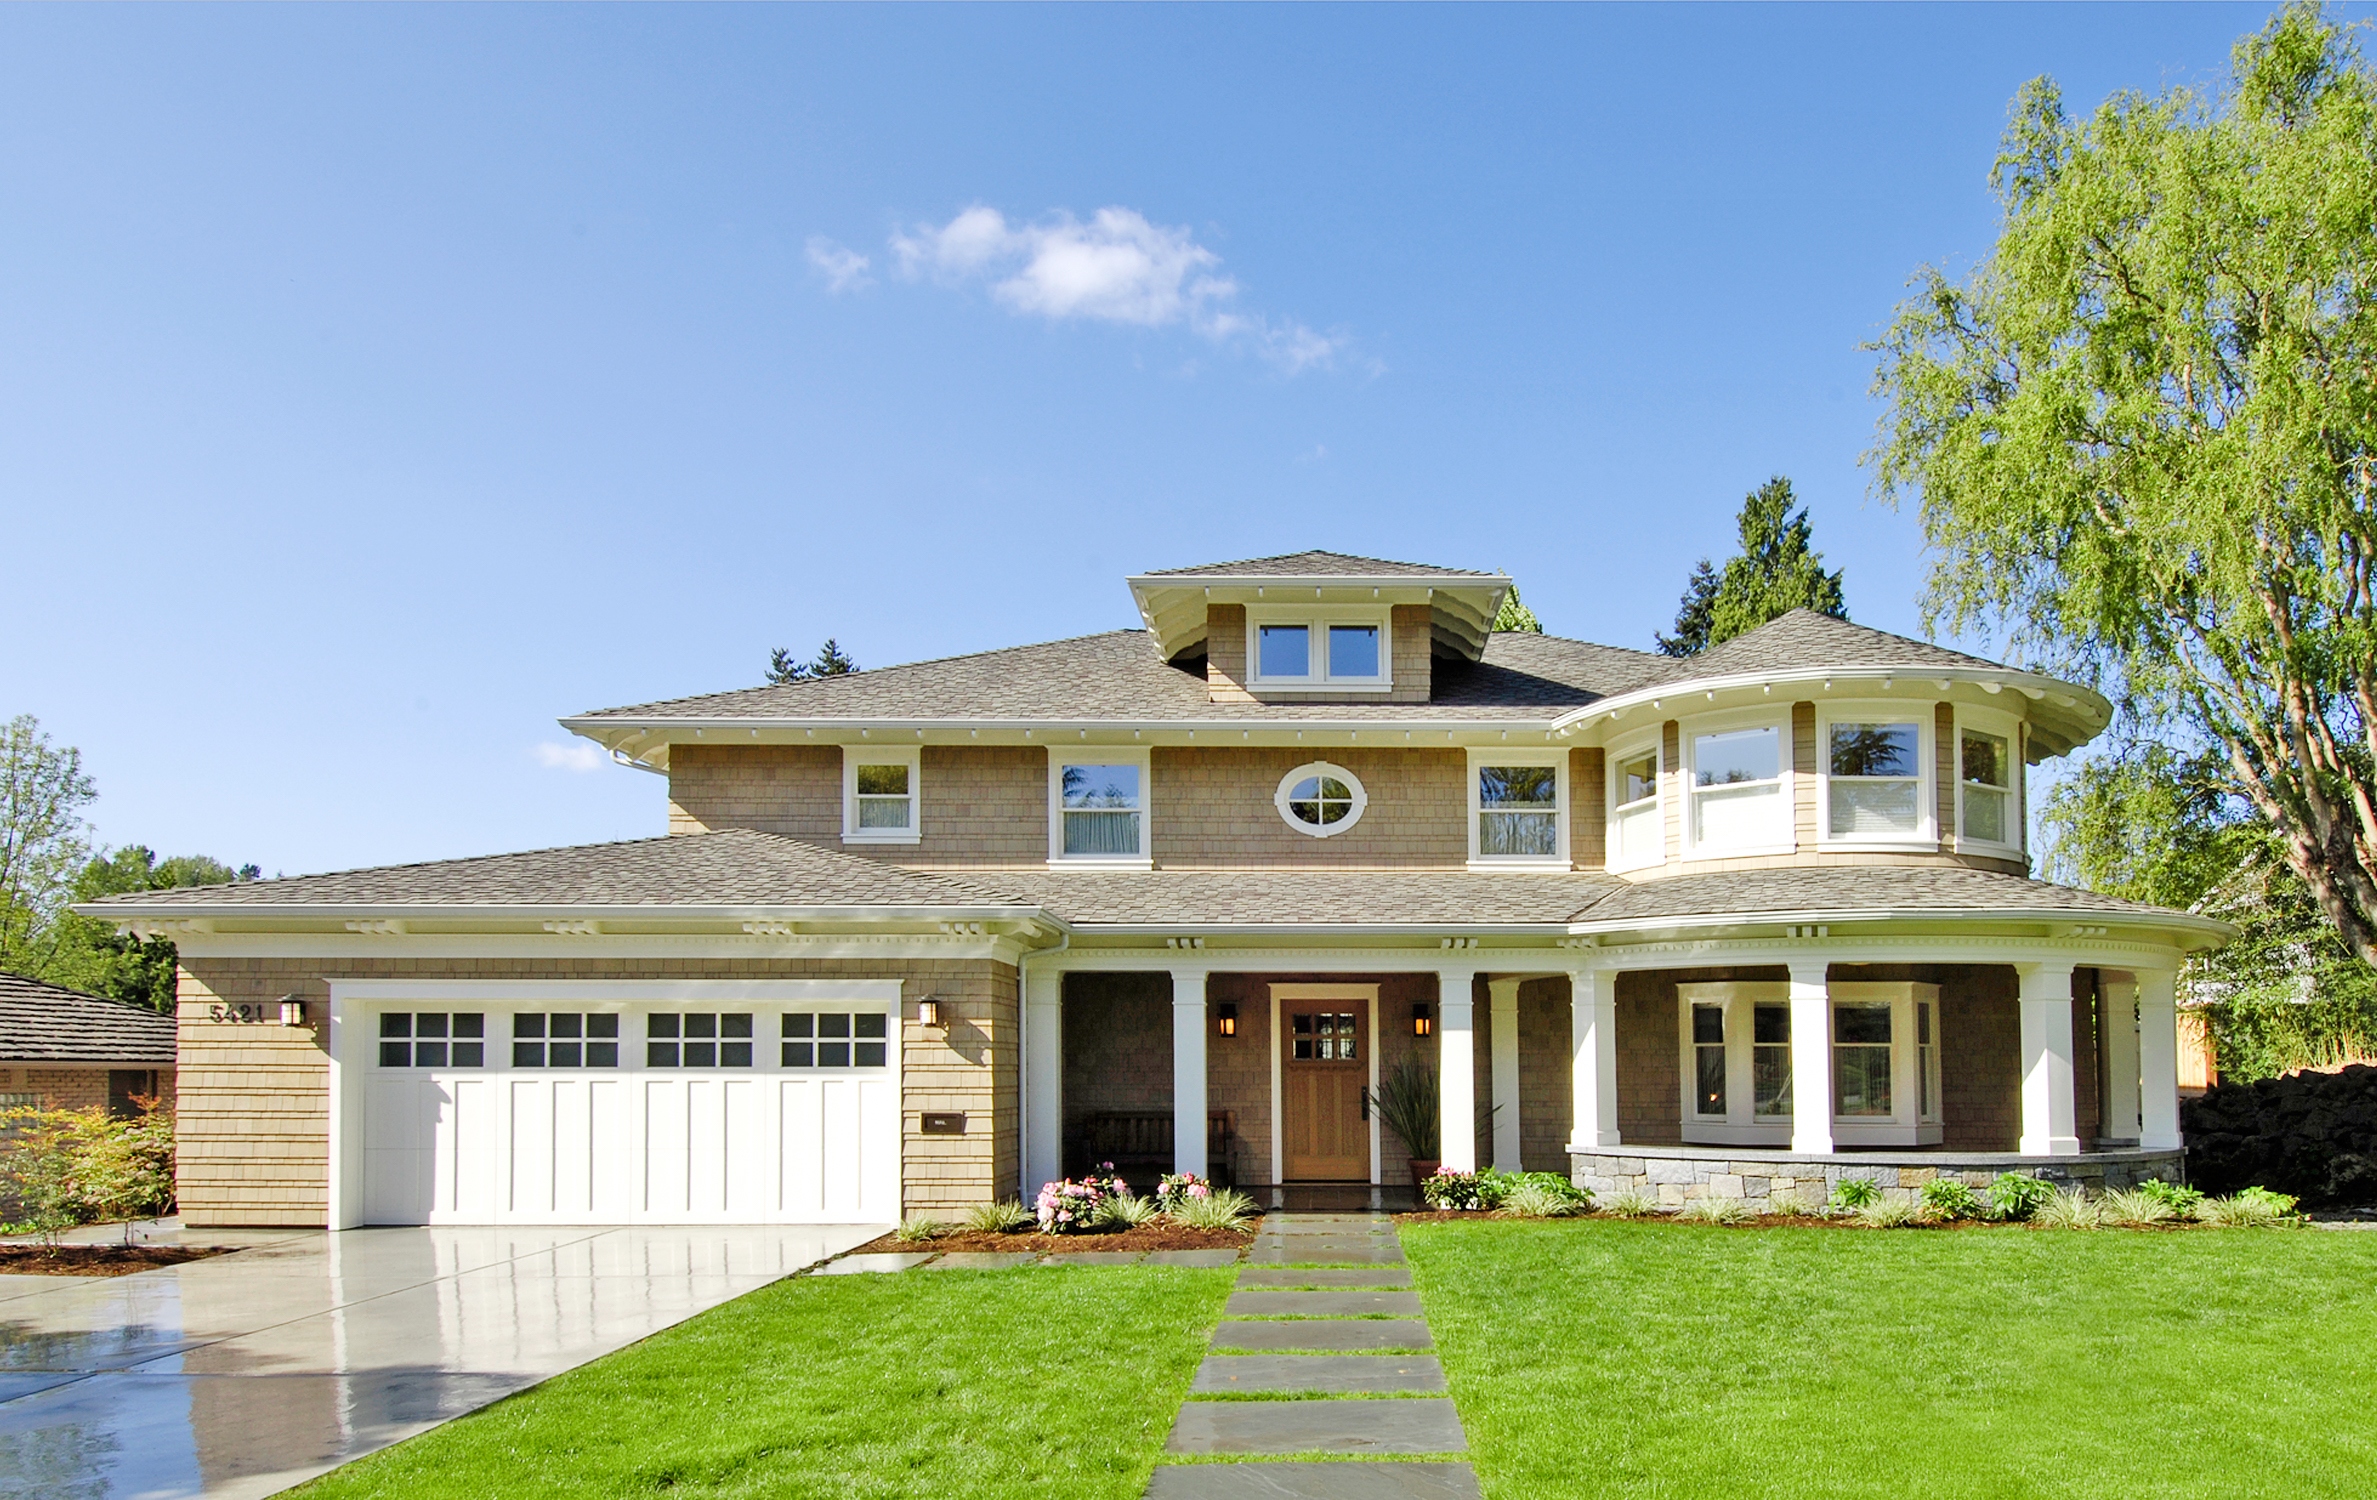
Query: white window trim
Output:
[[1827, 981, 1944, 1147], [1676, 981, 1793, 1146], [842, 745, 921, 845], [1681, 712, 1795, 858], [1953, 705, 2025, 858], [1244, 605, 1394, 692], [1605, 735, 1664, 873], [1047, 746, 1153, 871], [1465, 747, 1569, 871], [1274, 761, 1370, 839], [1814, 702, 1935, 851]]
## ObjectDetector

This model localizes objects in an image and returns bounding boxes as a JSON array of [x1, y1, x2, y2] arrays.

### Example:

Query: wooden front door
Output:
[[1281, 1005, 1370, 1181]]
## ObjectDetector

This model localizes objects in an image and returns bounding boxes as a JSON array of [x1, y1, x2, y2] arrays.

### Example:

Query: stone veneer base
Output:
[[1570, 1143, 2188, 1206]]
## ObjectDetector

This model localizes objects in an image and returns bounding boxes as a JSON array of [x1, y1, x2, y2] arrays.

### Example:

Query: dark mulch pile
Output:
[[852, 1220, 1261, 1256], [0, 1244, 229, 1277]]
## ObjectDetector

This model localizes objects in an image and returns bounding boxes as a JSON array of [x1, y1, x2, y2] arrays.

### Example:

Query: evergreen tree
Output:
[[1655, 477, 1847, 655], [1491, 583, 1543, 634], [766, 639, 859, 685]]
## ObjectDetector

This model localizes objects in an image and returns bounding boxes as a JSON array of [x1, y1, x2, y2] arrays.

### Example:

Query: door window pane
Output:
[[376, 1013, 484, 1068], [647, 1013, 753, 1069], [510, 1012, 619, 1068], [781, 1012, 891, 1068], [1327, 625, 1380, 678], [1258, 625, 1310, 677]]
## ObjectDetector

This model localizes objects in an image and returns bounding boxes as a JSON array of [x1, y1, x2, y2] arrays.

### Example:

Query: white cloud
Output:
[[886, 205, 1345, 373], [805, 235, 873, 293], [534, 741, 606, 773]]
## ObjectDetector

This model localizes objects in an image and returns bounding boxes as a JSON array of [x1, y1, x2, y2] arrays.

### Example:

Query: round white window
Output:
[[1275, 762, 1368, 838]]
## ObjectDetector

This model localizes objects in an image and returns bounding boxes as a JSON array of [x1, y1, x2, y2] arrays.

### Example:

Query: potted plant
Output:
[[1363, 1060, 1441, 1190]]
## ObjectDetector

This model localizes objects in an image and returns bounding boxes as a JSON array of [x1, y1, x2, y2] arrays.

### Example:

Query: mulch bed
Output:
[[1393, 1210, 2006, 1231], [852, 1220, 1262, 1256], [0, 1244, 229, 1276]]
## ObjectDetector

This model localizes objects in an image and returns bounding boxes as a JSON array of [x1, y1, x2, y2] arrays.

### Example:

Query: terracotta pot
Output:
[[1409, 1159, 1441, 1193]]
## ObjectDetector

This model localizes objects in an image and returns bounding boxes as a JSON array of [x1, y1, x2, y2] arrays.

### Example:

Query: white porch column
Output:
[[1438, 967, 1480, 1172], [2100, 974, 2142, 1145], [1568, 966, 1621, 1150], [1488, 977, 1523, 1172], [1787, 960, 1833, 1154], [1023, 966, 1064, 1196], [2136, 969, 2184, 1150], [2017, 962, 2081, 1156], [1171, 968, 1209, 1179]]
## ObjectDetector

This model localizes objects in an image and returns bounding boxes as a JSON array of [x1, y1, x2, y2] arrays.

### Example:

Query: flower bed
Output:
[[847, 1221, 1259, 1256]]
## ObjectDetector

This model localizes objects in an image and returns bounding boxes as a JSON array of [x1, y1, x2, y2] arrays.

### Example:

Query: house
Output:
[[0, 972, 176, 1116], [80, 552, 2226, 1227]]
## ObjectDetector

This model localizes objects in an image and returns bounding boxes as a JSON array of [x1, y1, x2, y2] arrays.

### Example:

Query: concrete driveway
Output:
[[0, 1221, 883, 1499]]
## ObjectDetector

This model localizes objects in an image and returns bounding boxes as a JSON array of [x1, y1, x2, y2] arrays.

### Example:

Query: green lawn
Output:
[[293, 1263, 1234, 1500], [1402, 1218, 2377, 1499]]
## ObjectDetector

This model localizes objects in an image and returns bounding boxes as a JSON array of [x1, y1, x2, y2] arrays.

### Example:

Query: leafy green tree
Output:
[[766, 639, 859, 685], [44, 849, 259, 1012], [1491, 583, 1543, 634], [2042, 741, 2377, 1079], [1870, 4, 2377, 969], [0, 715, 95, 978], [1657, 477, 1848, 655]]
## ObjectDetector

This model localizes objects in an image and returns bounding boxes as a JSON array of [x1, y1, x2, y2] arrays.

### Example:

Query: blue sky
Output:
[[2, 3, 2327, 877]]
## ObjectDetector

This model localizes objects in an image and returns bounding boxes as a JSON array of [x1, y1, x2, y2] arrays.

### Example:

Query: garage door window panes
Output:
[[511, 1013, 620, 1068], [379, 1013, 485, 1068], [782, 1012, 889, 1068], [647, 1013, 754, 1068]]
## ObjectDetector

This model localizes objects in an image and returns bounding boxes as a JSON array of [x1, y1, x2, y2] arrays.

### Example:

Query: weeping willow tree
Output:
[[1872, 6, 2377, 1019]]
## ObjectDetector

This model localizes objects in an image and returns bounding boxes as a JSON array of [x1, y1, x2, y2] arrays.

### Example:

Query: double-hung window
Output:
[[1048, 748, 1151, 867], [1688, 723, 1788, 851], [1467, 750, 1567, 868], [1677, 984, 1793, 1145], [843, 747, 920, 845], [1244, 608, 1392, 691], [1957, 714, 2020, 851], [1824, 714, 1927, 842], [1824, 982, 1943, 1146], [1607, 744, 1661, 869]]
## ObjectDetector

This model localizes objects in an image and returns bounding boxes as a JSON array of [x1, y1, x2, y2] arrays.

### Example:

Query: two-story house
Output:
[[87, 552, 2226, 1227]]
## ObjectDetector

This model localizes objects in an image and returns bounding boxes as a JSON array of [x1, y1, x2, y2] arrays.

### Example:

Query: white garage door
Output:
[[357, 1003, 899, 1225]]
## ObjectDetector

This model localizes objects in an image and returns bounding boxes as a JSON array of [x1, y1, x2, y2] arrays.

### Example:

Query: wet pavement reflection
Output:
[[0, 1223, 881, 1499]]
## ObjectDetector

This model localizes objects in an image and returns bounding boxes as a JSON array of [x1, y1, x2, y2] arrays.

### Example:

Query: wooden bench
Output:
[[1068, 1110, 1237, 1188]]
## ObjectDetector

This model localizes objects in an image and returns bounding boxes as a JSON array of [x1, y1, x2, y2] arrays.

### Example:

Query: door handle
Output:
[[1360, 1091, 1369, 1122]]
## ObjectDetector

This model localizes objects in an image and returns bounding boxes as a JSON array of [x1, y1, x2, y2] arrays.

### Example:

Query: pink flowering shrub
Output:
[[1035, 1163, 1129, 1233], [1155, 1173, 1213, 1212]]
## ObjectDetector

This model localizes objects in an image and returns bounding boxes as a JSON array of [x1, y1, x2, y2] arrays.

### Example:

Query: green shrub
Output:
[[2136, 1178, 2205, 1219], [1477, 1169, 1585, 1211], [1600, 1189, 1660, 1218], [893, 1215, 946, 1243], [1830, 1177, 1882, 1210], [1920, 1178, 1985, 1220], [2199, 1186, 2302, 1227], [1422, 1170, 1488, 1211], [0, 1101, 176, 1247], [963, 1199, 1034, 1234], [1675, 1196, 1754, 1225], [1988, 1171, 2055, 1221], [1771, 1190, 1830, 1217], [2099, 1187, 2175, 1227], [1096, 1192, 1161, 1229], [1497, 1180, 1586, 1218], [1167, 1188, 1258, 1232], [2032, 1188, 2105, 1230], [1852, 1197, 1926, 1228]]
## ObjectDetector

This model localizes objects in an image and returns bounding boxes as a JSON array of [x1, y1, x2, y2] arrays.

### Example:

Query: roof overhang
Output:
[[1124, 572, 1512, 664], [1549, 664, 2113, 760]]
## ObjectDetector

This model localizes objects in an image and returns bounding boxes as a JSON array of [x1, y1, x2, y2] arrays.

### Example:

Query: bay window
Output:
[[1048, 749, 1151, 867], [1827, 982, 1943, 1146], [1244, 607, 1392, 690], [1689, 723, 1788, 851], [1679, 981, 1940, 1146], [1677, 983, 1793, 1145], [1824, 717, 1926, 841], [1608, 745, 1662, 869], [1467, 750, 1567, 867]]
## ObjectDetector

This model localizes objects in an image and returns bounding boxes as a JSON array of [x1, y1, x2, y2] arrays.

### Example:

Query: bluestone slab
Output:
[[1224, 1289, 1423, 1317], [1246, 1241, 1406, 1266], [815, 1253, 934, 1275], [1209, 1318, 1431, 1352], [922, 1252, 1044, 1270], [1164, 1396, 1467, 1455], [1191, 1353, 1446, 1394], [1236, 1267, 1412, 1288], [1146, 1249, 1244, 1267], [1144, 1462, 1481, 1499]]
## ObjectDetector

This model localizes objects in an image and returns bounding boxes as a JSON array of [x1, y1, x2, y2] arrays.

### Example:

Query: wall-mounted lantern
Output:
[[917, 999, 943, 1028], [1412, 1002, 1433, 1038], [1216, 1001, 1238, 1038], [278, 996, 308, 1027]]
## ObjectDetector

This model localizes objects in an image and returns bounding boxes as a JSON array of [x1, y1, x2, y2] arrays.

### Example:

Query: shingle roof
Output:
[[966, 868, 1625, 926], [1574, 866, 2180, 926], [80, 829, 1026, 911], [575, 630, 1661, 724], [1639, 610, 2007, 688], [0, 974, 175, 1064], [1141, 551, 1501, 579]]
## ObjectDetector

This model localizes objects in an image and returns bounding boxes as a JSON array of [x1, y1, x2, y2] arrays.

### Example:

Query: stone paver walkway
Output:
[[1145, 1212, 1477, 1499]]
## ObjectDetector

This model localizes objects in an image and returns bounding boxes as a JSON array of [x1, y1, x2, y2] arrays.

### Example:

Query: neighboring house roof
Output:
[[0, 973, 175, 1065], [1571, 866, 2177, 928], [571, 629, 1665, 726], [80, 829, 2213, 938], [1140, 551, 1501, 579], [81, 828, 1027, 914]]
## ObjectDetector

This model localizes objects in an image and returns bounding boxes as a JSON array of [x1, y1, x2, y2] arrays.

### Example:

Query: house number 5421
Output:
[[208, 1003, 273, 1023]]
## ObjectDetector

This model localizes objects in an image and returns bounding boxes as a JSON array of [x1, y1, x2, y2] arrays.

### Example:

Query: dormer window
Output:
[[1244, 607, 1391, 691], [1047, 748, 1152, 869], [843, 746, 920, 845]]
